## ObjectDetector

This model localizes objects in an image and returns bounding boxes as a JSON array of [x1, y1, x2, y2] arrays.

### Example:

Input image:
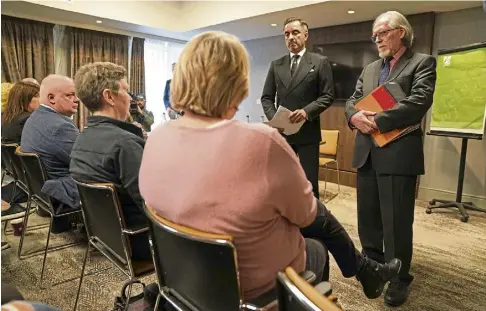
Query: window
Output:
[[144, 39, 184, 127]]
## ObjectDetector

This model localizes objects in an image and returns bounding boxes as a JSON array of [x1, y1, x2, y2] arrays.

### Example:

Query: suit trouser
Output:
[[357, 156, 417, 285], [290, 143, 320, 198], [301, 200, 361, 278]]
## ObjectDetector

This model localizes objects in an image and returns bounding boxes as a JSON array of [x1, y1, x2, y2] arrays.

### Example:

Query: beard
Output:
[[378, 48, 392, 58]]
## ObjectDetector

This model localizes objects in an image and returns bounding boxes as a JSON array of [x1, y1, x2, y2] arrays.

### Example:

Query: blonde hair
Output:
[[373, 11, 414, 48], [171, 31, 250, 117], [1, 82, 14, 112], [74, 62, 127, 112]]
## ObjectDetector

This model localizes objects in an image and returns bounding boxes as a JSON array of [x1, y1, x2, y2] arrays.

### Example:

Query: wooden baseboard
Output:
[[318, 166, 357, 188]]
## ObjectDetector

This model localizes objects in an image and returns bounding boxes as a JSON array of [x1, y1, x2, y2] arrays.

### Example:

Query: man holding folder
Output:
[[261, 17, 334, 198], [345, 11, 436, 306]]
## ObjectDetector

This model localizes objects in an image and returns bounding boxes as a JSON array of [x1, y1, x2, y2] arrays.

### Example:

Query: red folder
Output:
[[355, 82, 420, 147]]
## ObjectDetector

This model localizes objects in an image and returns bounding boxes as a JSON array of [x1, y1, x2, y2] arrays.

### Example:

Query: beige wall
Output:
[[418, 7, 486, 206]]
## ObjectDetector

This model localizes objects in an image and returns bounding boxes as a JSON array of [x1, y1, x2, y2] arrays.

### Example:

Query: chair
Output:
[[277, 267, 341, 311], [73, 181, 154, 311], [1, 144, 15, 185], [1, 144, 44, 235], [15, 147, 81, 283], [144, 205, 316, 311], [319, 130, 340, 203]]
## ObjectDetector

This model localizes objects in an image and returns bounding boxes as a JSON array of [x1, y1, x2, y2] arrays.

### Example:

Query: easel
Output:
[[426, 131, 486, 222]]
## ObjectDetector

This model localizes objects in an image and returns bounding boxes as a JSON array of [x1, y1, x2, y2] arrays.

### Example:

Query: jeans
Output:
[[301, 200, 362, 278]]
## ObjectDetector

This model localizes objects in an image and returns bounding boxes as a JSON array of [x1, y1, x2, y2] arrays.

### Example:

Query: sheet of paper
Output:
[[264, 106, 305, 135]]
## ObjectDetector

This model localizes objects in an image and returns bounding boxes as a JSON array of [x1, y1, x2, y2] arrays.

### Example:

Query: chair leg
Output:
[[154, 294, 161, 311], [124, 280, 134, 311], [73, 243, 90, 311], [336, 160, 341, 192], [324, 165, 328, 202], [17, 199, 33, 259], [40, 216, 54, 286]]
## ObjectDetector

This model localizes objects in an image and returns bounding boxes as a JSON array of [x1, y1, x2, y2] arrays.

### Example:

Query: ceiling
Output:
[[1, 1, 482, 42]]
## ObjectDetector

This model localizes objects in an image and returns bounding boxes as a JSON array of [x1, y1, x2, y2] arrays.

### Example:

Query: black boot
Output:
[[356, 257, 402, 299]]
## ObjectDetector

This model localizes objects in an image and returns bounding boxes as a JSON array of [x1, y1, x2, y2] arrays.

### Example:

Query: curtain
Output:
[[130, 37, 145, 95], [144, 39, 184, 127], [1, 15, 55, 83], [69, 27, 129, 129]]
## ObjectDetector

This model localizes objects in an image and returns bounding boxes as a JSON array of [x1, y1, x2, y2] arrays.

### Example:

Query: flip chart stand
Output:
[[426, 131, 485, 222]]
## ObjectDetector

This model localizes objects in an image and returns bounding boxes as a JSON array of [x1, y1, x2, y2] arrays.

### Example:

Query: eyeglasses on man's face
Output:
[[371, 28, 399, 43]]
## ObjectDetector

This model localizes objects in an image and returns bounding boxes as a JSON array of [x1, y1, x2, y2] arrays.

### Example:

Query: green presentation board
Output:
[[430, 42, 486, 138]]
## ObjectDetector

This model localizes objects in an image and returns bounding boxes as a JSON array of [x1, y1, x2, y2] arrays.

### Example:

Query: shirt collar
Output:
[[391, 46, 407, 62], [290, 47, 306, 59], [40, 104, 57, 112], [87, 115, 144, 138]]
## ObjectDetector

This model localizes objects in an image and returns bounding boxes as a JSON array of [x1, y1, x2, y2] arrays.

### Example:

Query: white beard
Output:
[[379, 49, 392, 58]]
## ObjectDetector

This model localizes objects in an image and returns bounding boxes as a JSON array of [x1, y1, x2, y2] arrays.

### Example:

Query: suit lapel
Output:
[[371, 61, 381, 89], [385, 49, 413, 83], [275, 55, 291, 89], [287, 51, 313, 94]]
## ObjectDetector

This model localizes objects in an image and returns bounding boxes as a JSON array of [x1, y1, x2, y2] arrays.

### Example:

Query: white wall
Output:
[[418, 7, 486, 206], [236, 35, 288, 122]]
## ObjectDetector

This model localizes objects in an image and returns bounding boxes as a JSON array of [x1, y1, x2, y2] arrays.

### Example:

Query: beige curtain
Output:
[[130, 37, 145, 95], [1, 15, 55, 83], [69, 27, 129, 129]]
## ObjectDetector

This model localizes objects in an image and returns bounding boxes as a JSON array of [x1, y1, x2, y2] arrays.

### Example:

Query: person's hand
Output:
[[132, 121, 142, 129], [288, 109, 307, 124], [137, 105, 143, 114], [350, 110, 378, 134]]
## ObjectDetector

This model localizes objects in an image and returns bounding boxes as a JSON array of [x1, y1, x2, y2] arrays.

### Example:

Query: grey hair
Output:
[[373, 11, 414, 48]]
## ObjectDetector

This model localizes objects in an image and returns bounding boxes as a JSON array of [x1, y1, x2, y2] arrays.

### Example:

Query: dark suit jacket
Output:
[[20, 105, 80, 208], [163, 79, 171, 110], [345, 49, 437, 175], [261, 51, 334, 145], [1, 112, 31, 144]]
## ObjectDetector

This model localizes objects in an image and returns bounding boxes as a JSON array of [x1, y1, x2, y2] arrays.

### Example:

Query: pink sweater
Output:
[[139, 120, 317, 299]]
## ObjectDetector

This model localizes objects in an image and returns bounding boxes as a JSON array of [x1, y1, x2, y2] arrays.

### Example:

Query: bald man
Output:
[[21, 75, 81, 230]]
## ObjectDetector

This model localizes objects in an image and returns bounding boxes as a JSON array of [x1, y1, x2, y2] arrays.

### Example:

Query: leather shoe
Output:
[[385, 281, 409, 307], [356, 257, 402, 299]]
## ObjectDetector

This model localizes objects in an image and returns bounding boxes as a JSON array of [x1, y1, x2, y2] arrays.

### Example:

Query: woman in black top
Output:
[[1, 81, 40, 143]]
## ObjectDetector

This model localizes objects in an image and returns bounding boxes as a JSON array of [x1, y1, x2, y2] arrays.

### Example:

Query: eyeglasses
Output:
[[371, 28, 399, 43]]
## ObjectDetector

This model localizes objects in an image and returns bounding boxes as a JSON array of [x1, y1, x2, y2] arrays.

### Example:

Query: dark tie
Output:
[[291, 55, 300, 78], [379, 56, 393, 85]]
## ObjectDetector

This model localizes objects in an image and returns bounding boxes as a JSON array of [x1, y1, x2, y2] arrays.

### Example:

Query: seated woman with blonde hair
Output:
[[139, 31, 401, 300]]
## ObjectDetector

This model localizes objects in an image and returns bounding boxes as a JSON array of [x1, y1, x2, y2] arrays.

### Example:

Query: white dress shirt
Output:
[[290, 48, 306, 70]]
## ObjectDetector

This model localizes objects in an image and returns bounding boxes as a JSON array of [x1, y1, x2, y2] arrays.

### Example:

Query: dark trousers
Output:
[[291, 143, 320, 198], [301, 200, 361, 278], [357, 156, 416, 285]]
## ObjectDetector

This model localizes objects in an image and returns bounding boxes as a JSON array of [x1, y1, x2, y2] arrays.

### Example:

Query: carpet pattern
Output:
[[1, 181, 486, 311]]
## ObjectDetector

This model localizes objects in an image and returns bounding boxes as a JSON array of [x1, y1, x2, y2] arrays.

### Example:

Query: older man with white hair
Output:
[[21, 74, 81, 232], [345, 11, 437, 306]]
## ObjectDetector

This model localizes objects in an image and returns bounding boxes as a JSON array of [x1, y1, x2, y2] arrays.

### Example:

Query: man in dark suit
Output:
[[345, 11, 436, 306], [21, 75, 81, 232], [261, 17, 334, 198]]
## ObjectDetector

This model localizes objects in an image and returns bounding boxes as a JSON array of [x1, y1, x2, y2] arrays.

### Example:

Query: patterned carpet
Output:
[[1, 181, 486, 311]]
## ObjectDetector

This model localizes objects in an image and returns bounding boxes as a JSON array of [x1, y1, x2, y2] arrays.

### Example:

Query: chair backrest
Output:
[[3, 144, 28, 189], [277, 267, 341, 311], [15, 147, 51, 207], [145, 205, 241, 311], [74, 181, 130, 264], [1, 143, 16, 178], [319, 130, 340, 158]]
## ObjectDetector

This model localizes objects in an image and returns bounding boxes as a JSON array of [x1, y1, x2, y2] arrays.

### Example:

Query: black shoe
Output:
[[1, 203, 26, 221], [143, 283, 159, 307], [385, 280, 409, 307], [356, 257, 402, 299]]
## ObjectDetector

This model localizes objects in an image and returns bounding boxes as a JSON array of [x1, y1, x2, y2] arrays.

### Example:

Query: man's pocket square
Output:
[[310, 68, 315, 72]]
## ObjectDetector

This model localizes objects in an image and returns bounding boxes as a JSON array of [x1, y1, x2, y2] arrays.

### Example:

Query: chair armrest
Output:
[[299, 270, 316, 284], [314, 281, 332, 297], [320, 141, 326, 145], [122, 223, 149, 235], [243, 287, 277, 311]]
